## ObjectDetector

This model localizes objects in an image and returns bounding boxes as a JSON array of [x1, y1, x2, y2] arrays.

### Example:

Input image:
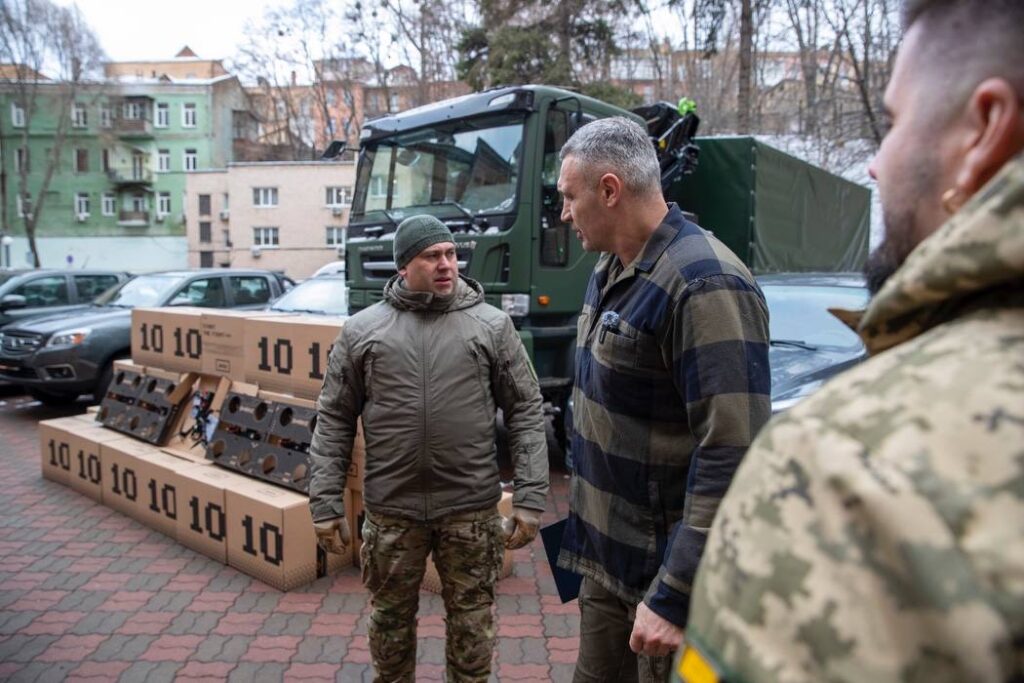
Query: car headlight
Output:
[[47, 328, 92, 347]]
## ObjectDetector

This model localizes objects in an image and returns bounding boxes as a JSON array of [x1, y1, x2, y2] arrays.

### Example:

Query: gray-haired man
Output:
[[308, 215, 549, 682], [556, 117, 771, 682]]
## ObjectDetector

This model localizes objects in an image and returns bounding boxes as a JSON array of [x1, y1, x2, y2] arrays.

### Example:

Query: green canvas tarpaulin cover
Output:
[[669, 136, 871, 273]]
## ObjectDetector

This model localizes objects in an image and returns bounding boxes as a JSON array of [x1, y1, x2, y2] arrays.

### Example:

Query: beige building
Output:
[[184, 160, 356, 279]]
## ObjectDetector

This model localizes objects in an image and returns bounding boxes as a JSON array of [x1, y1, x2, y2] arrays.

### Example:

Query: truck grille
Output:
[[0, 331, 44, 356]]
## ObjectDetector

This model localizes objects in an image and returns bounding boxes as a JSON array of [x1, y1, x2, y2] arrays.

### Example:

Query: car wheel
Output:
[[27, 388, 80, 406]]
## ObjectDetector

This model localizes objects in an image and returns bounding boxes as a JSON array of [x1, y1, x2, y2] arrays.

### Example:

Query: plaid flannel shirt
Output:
[[557, 203, 771, 627]]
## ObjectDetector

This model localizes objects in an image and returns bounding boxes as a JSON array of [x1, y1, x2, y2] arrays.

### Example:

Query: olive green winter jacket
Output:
[[308, 274, 549, 523]]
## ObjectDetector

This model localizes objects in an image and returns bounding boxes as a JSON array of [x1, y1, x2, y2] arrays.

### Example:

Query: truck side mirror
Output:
[[0, 294, 27, 311]]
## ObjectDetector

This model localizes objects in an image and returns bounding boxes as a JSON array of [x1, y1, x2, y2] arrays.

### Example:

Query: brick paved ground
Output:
[[0, 391, 579, 682]]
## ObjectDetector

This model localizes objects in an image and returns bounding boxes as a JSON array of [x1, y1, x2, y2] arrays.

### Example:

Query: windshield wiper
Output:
[[770, 339, 819, 351]]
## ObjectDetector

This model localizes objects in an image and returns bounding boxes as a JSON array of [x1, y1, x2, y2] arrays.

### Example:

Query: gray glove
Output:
[[313, 516, 351, 555], [503, 507, 542, 550]]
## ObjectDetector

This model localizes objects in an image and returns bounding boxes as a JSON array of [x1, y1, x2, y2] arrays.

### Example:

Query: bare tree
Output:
[[232, 0, 365, 159], [0, 0, 104, 267]]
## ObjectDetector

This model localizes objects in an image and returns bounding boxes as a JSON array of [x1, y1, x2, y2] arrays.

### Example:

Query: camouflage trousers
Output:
[[360, 507, 504, 683]]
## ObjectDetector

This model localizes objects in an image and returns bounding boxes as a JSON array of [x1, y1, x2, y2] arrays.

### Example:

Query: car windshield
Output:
[[94, 274, 181, 309], [270, 278, 348, 315], [763, 284, 869, 350], [351, 112, 525, 225]]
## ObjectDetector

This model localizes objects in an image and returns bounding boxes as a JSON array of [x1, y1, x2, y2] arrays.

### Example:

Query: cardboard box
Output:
[[421, 490, 515, 594], [66, 425, 127, 503], [243, 315, 343, 399], [161, 374, 233, 464], [176, 464, 251, 563], [347, 490, 364, 567], [100, 441, 192, 539], [226, 478, 349, 591], [100, 437, 165, 523], [131, 307, 207, 373], [201, 311, 294, 381], [39, 417, 89, 486]]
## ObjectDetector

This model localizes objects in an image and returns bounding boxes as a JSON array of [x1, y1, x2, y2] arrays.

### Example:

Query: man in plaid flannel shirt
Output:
[[556, 117, 771, 682]]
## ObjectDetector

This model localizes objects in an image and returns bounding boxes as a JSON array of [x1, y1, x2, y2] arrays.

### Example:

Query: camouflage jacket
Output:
[[678, 153, 1024, 683], [308, 275, 548, 523]]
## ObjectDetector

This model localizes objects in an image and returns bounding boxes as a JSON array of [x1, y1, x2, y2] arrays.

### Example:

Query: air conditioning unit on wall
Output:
[[219, 209, 230, 221], [331, 207, 343, 217], [75, 213, 88, 223], [250, 245, 261, 258]]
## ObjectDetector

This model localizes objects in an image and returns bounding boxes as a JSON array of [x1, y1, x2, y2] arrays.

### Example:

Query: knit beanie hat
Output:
[[393, 215, 454, 268]]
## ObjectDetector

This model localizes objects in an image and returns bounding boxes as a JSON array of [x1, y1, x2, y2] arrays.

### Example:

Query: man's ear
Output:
[[955, 78, 1024, 195], [398, 266, 407, 277], [599, 172, 623, 207]]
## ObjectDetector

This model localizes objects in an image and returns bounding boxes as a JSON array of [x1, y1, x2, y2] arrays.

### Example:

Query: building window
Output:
[[389, 93, 400, 113], [252, 187, 278, 207], [130, 193, 147, 212], [158, 192, 171, 216], [325, 226, 345, 246], [101, 149, 111, 173], [198, 194, 211, 216], [325, 186, 351, 207], [199, 221, 212, 243], [123, 101, 143, 120], [157, 149, 170, 172], [369, 176, 390, 198], [100, 105, 112, 128], [75, 148, 88, 173], [102, 192, 116, 216], [182, 103, 197, 128], [14, 147, 28, 173], [75, 192, 90, 218], [11, 102, 25, 127], [199, 251, 214, 268], [131, 151, 146, 181], [17, 193, 32, 218], [155, 102, 169, 128], [183, 149, 197, 171], [71, 102, 87, 128], [253, 226, 279, 247]]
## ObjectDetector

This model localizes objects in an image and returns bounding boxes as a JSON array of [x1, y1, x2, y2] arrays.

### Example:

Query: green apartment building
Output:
[[0, 54, 252, 270]]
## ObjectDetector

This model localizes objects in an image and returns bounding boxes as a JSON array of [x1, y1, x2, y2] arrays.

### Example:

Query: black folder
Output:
[[540, 518, 583, 603]]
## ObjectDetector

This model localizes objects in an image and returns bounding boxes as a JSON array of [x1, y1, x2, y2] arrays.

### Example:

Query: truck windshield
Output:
[[351, 112, 524, 226]]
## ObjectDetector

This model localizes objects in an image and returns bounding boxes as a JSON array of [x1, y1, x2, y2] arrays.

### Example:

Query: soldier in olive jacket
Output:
[[308, 215, 549, 683]]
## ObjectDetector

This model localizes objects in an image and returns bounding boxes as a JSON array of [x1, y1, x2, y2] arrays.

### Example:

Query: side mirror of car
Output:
[[0, 294, 27, 311]]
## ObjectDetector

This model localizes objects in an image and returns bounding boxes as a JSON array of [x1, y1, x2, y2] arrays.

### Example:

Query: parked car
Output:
[[0, 269, 293, 405], [311, 260, 346, 278], [267, 274, 348, 316], [759, 273, 870, 413], [0, 269, 131, 328]]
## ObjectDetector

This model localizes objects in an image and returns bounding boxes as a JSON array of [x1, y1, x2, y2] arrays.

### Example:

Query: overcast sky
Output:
[[55, 0, 277, 63]]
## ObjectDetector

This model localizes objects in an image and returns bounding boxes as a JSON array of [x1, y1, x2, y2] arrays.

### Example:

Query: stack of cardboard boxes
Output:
[[39, 306, 514, 592]]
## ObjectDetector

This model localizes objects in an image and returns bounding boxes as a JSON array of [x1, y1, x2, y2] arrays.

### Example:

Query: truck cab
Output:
[[345, 86, 630, 437]]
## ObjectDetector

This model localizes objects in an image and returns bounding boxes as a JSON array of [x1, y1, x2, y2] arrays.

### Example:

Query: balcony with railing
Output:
[[118, 210, 150, 227], [107, 168, 153, 186]]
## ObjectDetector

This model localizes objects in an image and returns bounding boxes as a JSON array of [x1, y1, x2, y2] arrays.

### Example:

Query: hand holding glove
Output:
[[502, 506, 542, 550], [313, 516, 351, 555]]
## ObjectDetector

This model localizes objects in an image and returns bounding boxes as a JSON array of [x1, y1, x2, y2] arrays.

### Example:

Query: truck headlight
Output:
[[48, 328, 92, 347], [501, 294, 529, 318]]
